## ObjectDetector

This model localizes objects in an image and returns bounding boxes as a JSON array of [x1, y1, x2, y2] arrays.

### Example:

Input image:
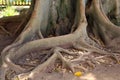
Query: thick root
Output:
[[0, 63, 8, 80], [92, 0, 120, 44], [11, 47, 77, 80]]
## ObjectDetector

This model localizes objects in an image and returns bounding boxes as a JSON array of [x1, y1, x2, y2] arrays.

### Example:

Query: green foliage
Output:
[[14, 0, 28, 2], [1, 6, 19, 17], [0, 0, 2, 4], [0, 0, 31, 17]]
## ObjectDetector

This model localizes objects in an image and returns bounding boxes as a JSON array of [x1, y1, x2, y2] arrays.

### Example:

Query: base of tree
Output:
[[0, 0, 120, 80]]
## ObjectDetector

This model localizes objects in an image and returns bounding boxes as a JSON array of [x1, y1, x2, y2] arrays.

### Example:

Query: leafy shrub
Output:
[[1, 6, 19, 17]]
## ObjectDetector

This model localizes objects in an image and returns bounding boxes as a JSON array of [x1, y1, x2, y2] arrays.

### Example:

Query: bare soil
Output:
[[23, 64, 120, 80]]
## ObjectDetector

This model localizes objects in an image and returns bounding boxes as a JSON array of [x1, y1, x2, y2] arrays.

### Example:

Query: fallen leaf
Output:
[[74, 71, 82, 77]]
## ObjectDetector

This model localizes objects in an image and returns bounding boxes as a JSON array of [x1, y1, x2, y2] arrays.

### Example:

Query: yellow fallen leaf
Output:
[[74, 71, 82, 77]]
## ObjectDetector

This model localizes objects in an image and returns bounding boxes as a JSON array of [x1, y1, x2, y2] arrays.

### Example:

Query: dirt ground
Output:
[[32, 64, 120, 80]]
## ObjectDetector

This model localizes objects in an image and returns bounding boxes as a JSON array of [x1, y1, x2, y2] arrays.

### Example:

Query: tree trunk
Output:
[[0, 0, 120, 80]]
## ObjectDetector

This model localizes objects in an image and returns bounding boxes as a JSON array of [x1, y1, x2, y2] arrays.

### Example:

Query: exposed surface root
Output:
[[0, 37, 120, 80], [1, 0, 120, 80], [91, 0, 120, 49], [10, 47, 77, 80], [6, 47, 120, 80]]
